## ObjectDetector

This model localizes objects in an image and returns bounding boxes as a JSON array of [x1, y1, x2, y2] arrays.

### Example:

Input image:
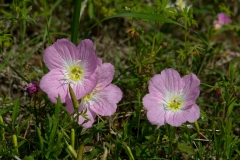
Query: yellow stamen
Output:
[[67, 65, 83, 82], [167, 96, 182, 111]]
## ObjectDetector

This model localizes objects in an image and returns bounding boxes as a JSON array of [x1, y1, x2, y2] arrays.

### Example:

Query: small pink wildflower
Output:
[[24, 81, 39, 95], [228, 51, 240, 57], [217, 13, 231, 24], [66, 61, 122, 128], [214, 13, 231, 30], [40, 38, 98, 103], [142, 68, 200, 127]]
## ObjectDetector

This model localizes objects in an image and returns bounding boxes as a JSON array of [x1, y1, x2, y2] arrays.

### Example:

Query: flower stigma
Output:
[[67, 65, 83, 82], [167, 95, 183, 111], [82, 93, 91, 101], [163, 91, 184, 111]]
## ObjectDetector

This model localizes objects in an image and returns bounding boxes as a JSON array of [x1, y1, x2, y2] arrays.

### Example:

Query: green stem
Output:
[[44, 0, 51, 45], [71, 129, 75, 149], [20, 17, 26, 71], [12, 134, 18, 154], [77, 143, 84, 160], [194, 121, 200, 134], [167, 125, 175, 157], [0, 116, 5, 141], [71, 0, 81, 44]]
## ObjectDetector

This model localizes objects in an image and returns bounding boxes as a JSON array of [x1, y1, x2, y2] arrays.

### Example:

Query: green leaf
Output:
[[36, 126, 44, 151], [49, 96, 62, 146], [0, 105, 14, 116], [83, 134, 93, 144], [8, 64, 28, 82], [228, 62, 235, 84], [122, 143, 135, 160], [23, 156, 35, 160], [227, 98, 236, 116], [17, 115, 32, 134], [88, 1, 94, 19], [12, 100, 20, 129], [177, 142, 195, 154], [84, 11, 210, 47], [108, 12, 179, 24]]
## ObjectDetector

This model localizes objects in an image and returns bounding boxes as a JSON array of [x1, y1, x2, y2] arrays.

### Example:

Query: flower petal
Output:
[[90, 84, 122, 116], [149, 68, 183, 95], [77, 108, 96, 128], [146, 107, 166, 126], [72, 73, 98, 100], [182, 73, 200, 104], [43, 39, 79, 70], [65, 97, 74, 113], [96, 63, 115, 89], [142, 93, 162, 111], [97, 57, 103, 66], [77, 39, 98, 77], [182, 104, 200, 123], [165, 111, 186, 127], [40, 69, 68, 103]]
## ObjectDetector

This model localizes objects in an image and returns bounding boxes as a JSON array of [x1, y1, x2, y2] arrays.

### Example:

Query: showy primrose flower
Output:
[[66, 60, 122, 128], [214, 13, 231, 30], [40, 38, 98, 103], [142, 68, 200, 127], [217, 13, 231, 24], [24, 81, 39, 95]]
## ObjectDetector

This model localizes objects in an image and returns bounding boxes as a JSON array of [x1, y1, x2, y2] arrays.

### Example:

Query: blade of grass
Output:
[[71, 0, 81, 44], [84, 12, 209, 47]]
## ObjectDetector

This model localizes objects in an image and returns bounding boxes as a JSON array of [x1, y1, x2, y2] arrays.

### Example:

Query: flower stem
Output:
[[0, 116, 5, 141], [12, 134, 18, 154], [69, 84, 79, 109], [71, 129, 75, 149], [77, 143, 84, 160], [71, 0, 81, 44], [194, 121, 200, 134]]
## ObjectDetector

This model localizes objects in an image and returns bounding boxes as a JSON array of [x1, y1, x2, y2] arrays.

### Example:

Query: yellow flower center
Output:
[[67, 65, 83, 82], [82, 93, 91, 101], [177, 1, 183, 7], [167, 96, 183, 111]]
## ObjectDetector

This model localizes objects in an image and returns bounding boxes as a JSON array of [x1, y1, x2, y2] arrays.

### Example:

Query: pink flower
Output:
[[66, 61, 122, 128], [213, 22, 222, 30], [214, 13, 231, 30], [217, 13, 231, 24], [24, 81, 39, 94], [228, 51, 240, 57], [142, 68, 200, 127], [40, 38, 98, 103]]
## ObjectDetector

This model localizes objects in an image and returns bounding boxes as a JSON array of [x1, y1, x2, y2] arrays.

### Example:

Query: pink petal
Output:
[[71, 73, 98, 100], [43, 39, 79, 70], [149, 69, 183, 95], [142, 93, 162, 111], [146, 108, 166, 126], [182, 73, 200, 103], [165, 111, 186, 127], [101, 84, 122, 104], [77, 39, 98, 77], [77, 108, 96, 128], [65, 97, 74, 113], [40, 69, 68, 103], [182, 104, 200, 123], [96, 63, 115, 89], [90, 84, 122, 116], [97, 57, 103, 66]]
